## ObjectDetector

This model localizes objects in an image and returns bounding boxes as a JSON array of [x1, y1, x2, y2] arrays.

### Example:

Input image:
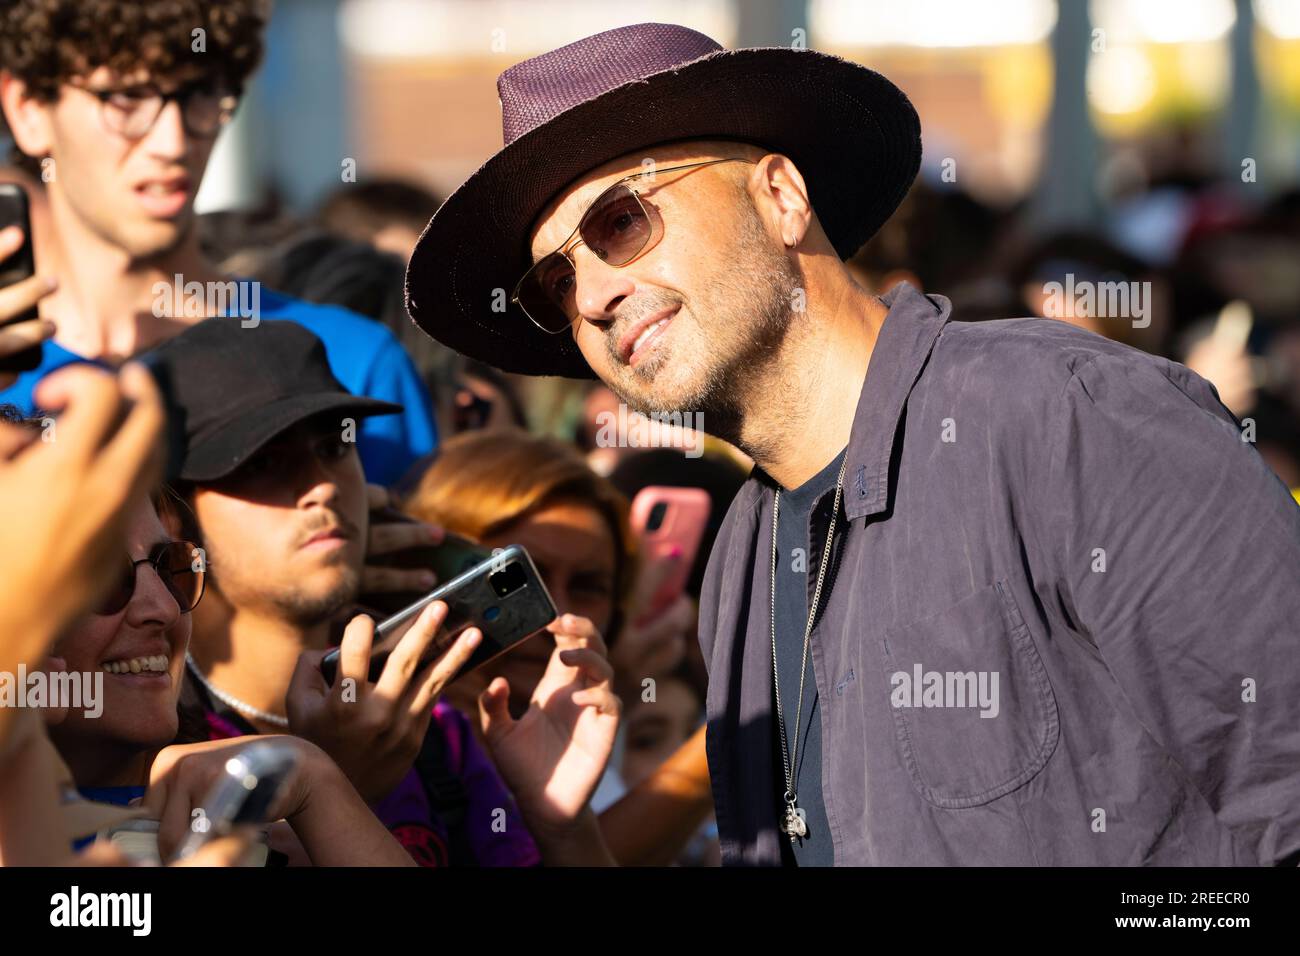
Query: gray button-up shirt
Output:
[[699, 281, 1300, 866]]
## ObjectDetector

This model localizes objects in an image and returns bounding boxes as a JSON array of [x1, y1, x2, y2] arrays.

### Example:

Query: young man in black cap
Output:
[[146, 319, 620, 866], [405, 23, 1300, 866]]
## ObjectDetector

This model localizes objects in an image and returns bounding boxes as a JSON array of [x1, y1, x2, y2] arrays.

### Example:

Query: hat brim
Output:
[[405, 45, 921, 380], [178, 392, 403, 483]]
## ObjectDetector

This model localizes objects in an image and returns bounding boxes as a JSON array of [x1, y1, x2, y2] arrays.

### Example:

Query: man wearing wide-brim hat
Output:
[[407, 23, 1300, 866]]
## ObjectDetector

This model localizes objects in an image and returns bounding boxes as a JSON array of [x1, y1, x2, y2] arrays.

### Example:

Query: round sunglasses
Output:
[[97, 540, 206, 617], [512, 158, 755, 334]]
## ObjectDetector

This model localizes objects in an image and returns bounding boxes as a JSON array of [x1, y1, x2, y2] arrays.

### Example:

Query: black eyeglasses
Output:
[[96, 540, 206, 617], [513, 158, 755, 334], [69, 79, 239, 141]]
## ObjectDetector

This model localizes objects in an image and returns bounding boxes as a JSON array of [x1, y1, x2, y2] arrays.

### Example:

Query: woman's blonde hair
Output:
[[401, 428, 637, 641]]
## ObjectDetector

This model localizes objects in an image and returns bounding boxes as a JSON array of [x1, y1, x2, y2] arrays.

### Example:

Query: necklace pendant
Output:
[[780, 797, 808, 843]]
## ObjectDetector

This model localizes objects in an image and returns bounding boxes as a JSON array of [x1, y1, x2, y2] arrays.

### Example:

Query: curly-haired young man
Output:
[[0, 0, 436, 485]]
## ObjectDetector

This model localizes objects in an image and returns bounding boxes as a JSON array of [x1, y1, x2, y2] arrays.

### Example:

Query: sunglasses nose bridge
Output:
[[132, 561, 183, 615]]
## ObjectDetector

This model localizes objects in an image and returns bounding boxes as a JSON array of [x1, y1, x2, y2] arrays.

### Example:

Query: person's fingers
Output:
[[405, 626, 482, 718], [557, 647, 614, 684], [286, 647, 330, 722], [89, 362, 164, 501], [365, 483, 391, 511], [665, 593, 697, 625], [154, 776, 201, 860], [0, 224, 24, 258], [40, 655, 70, 726], [30, 365, 124, 466], [0, 272, 55, 324], [546, 613, 606, 654], [140, 776, 169, 819], [630, 550, 682, 614], [170, 830, 259, 867], [636, 635, 687, 683], [337, 613, 378, 688], [478, 676, 514, 742], [571, 685, 621, 714], [631, 593, 695, 645], [375, 600, 448, 700], [0, 316, 55, 356], [73, 841, 135, 867], [0, 420, 37, 459], [368, 519, 443, 556], [360, 564, 436, 595]]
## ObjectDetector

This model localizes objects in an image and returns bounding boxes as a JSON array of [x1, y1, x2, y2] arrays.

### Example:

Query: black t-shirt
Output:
[[771, 448, 845, 866]]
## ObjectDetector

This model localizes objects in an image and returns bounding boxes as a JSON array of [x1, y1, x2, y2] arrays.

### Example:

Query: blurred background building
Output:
[[198, 0, 1300, 221]]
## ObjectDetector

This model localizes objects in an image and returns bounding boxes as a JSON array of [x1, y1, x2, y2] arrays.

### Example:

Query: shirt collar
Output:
[[842, 281, 952, 520], [742, 281, 953, 519]]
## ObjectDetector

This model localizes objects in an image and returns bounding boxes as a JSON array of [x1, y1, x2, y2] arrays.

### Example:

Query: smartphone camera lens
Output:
[[647, 501, 668, 532], [488, 560, 527, 597]]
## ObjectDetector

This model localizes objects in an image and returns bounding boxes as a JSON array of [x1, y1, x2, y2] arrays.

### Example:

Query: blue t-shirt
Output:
[[0, 287, 437, 486], [71, 786, 147, 851]]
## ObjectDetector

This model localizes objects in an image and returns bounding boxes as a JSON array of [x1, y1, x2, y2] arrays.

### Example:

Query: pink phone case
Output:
[[629, 486, 710, 623]]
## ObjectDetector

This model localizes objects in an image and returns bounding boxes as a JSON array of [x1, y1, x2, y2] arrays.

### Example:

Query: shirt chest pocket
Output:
[[873, 581, 1060, 809]]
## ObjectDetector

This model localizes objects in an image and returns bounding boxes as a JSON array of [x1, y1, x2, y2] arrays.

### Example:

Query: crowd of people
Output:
[[0, 0, 726, 868], [0, 0, 1296, 871]]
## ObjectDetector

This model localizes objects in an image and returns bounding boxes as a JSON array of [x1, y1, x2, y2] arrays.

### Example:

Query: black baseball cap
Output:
[[145, 318, 402, 483]]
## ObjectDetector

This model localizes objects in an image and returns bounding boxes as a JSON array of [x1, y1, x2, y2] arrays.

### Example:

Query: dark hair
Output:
[[0, 0, 267, 101], [1, 0, 267, 169], [158, 480, 203, 549], [0, 403, 39, 426], [316, 179, 442, 246]]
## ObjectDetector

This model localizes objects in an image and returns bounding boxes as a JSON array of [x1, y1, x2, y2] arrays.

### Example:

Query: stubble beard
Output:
[[274, 567, 359, 628], [207, 547, 360, 631], [609, 202, 803, 449]]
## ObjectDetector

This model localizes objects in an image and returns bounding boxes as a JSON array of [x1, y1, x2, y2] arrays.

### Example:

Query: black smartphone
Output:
[[358, 506, 491, 615], [172, 739, 301, 862], [0, 183, 43, 373], [321, 544, 557, 685]]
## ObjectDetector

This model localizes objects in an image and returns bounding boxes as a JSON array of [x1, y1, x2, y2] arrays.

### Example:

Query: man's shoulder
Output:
[[920, 315, 1233, 449], [934, 316, 1145, 385], [926, 315, 1195, 408]]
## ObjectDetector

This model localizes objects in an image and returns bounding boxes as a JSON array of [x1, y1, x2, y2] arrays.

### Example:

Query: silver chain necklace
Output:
[[185, 653, 290, 727], [770, 454, 847, 846]]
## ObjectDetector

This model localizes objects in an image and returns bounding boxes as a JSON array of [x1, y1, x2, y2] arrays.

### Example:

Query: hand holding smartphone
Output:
[[0, 183, 54, 375], [628, 486, 709, 625], [172, 739, 301, 862], [360, 504, 490, 615], [321, 544, 557, 685]]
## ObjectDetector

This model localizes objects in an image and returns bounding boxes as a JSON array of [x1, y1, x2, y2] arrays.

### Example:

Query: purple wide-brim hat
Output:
[[405, 22, 922, 380]]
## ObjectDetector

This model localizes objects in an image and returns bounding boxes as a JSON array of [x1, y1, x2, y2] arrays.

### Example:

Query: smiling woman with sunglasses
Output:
[[47, 490, 203, 783], [42, 490, 416, 866]]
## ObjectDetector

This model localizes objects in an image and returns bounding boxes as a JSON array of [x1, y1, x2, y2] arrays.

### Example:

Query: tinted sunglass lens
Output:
[[581, 186, 651, 265], [97, 559, 138, 616], [161, 542, 203, 612], [518, 253, 577, 333]]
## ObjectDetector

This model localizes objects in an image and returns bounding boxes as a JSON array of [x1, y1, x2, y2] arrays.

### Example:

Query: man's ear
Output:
[[0, 71, 54, 161], [748, 153, 813, 250]]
